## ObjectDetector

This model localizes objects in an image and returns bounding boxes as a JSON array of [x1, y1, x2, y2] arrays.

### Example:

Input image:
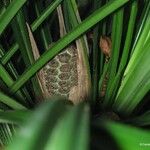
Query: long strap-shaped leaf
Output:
[[0, 110, 30, 125], [0, 91, 27, 110], [112, 3, 150, 115], [105, 121, 150, 150], [104, 7, 124, 107], [1, 0, 63, 65], [0, 44, 32, 105], [10, 0, 129, 93], [6, 98, 71, 150], [44, 104, 89, 150], [121, 6, 150, 86], [0, 124, 14, 146], [113, 32, 150, 115], [0, 63, 28, 104], [104, 0, 138, 105], [0, 0, 27, 35]]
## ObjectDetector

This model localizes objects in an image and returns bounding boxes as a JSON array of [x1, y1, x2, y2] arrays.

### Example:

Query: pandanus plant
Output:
[[0, 0, 150, 150]]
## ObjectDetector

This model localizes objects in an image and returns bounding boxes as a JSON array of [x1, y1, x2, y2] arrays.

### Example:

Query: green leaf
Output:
[[113, 8, 150, 115], [0, 0, 27, 35], [106, 0, 138, 103], [0, 110, 30, 125], [1, 0, 63, 65], [31, 0, 63, 31], [0, 91, 27, 110], [6, 98, 89, 150], [44, 104, 89, 150], [113, 37, 150, 115], [105, 121, 150, 150], [121, 4, 150, 84], [91, 0, 103, 104], [6, 98, 71, 150], [0, 124, 14, 146], [12, 9, 35, 67], [104, 7, 124, 107]]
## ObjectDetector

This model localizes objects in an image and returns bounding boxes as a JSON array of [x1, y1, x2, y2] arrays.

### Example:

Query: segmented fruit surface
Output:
[[42, 46, 78, 98]]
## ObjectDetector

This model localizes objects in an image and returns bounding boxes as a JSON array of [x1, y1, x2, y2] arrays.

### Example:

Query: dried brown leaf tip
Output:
[[99, 35, 112, 58]]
